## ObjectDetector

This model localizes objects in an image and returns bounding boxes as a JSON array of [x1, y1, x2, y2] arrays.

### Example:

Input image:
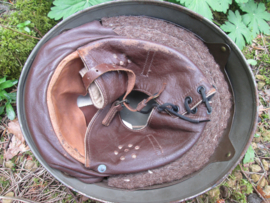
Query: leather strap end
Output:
[[136, 99, 147, 112], [102, 103, 123, 126]]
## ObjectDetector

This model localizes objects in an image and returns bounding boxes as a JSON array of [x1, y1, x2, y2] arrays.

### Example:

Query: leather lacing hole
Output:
[[96, 70, 98, 72], [185, 96, 192, 104], [191, 107, 198, 114], [172, 105, 179, 113], [184, 96, 197, 114], [197, 86, 205, 93]]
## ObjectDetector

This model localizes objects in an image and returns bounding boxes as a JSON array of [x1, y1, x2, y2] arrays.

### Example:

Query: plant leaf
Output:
[[8, 92, 17, 102], [220, 10, 252, 50], [48, 0, 112, 20], [0, 90, 9, 101], [6, 103, 16, 120], [0, 106, 5, 115], [24, 27, 31, 33], [243, 145, 255, 164], [17, 23, 25, 28], [247, 59, 257, 66], [0, 80, 17, 90], [23, 20, 31, 26], [0, 77, 6, 84], [239, 1, 270, 38], [254, 133, 260, 138], [235, 0, 248, 3], [178, 0, 232, 20]]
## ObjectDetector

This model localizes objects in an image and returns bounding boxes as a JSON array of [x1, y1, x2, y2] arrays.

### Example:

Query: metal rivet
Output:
[[221, 46, 226, 52], [148, 170, 153, 174], [127, 59, 131, 63], [97, 164, 106, 173], [226, 152, 231, 157], [132, 154, 137, 159], [120, 156, 125, 160], [119, 61, 124, 65], [135, 146, 140, 150], [114, 151, 118, 155], [124, 179, 130, 182], [124, 149, 129, 152], [128, 144, 133, 148], [113, 54, 117, 58], [118, 145, 123, 149], [109, 24, 113, 27]]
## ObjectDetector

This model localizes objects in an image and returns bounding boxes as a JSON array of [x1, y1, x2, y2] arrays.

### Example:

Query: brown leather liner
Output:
[[47, 51, 87, 163], [24, 21, 119, 183]]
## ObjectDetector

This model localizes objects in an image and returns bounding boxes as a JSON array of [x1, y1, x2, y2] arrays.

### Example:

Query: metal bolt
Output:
[[221, 46, 227, 52], [226, 152, 231, 157], [97, 164, 107, 173]]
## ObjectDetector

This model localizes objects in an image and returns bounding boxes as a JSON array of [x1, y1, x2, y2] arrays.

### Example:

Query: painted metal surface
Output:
[[17, 1, 258, 202]]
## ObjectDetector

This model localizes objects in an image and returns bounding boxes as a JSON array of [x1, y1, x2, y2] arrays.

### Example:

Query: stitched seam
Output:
[[105, 107, 118, 125], [86, 110, 102, 167], [179, 80, 203, 102], [148, 107, 157, 125], [150, 134, 163, 153], [95, 79, 107, 108], [147, 134, 162, 155], [141, 51, 149, 76], [146, 51, 156, 76], [147, 135, 158, 155]]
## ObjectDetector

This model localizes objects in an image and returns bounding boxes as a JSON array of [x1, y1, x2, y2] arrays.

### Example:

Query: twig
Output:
[[0, 24, 41, 40], [11, 51, 23, 67], [66, 187, 79, 202], [259, 107, 270, 112], [33, 27, 43, 37], [5, 134, 13, 150], [260, 34, 268, 54], [239, 164, 266, 202], [0, 195, 39, 203]]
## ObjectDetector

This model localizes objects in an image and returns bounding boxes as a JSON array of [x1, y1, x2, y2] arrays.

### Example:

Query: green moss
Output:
[[0, 0, 57, 79]]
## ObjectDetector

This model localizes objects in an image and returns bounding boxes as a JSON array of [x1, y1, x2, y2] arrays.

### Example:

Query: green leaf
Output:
[[235, 0, 248, 3], [6, 103, 16, 120], [178, 0, 232, 20], [24, 27, 31, 33], [243, 145, 255, 164], [247, 59, 257, 66], [23, 20, 31, 26], [0, 77, 6, 84], [254, 133, 260, 138], [17, 23, 25, 28], [0, 80, 18, 90], [7, 92, 17, 101], [0, 90, 9, 100], [239, 1, 270, 38], [0, 106, 5, 115], [48, 0, 112, 20], [17, 20, 31, 28], [220, 10, 252, 50]]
